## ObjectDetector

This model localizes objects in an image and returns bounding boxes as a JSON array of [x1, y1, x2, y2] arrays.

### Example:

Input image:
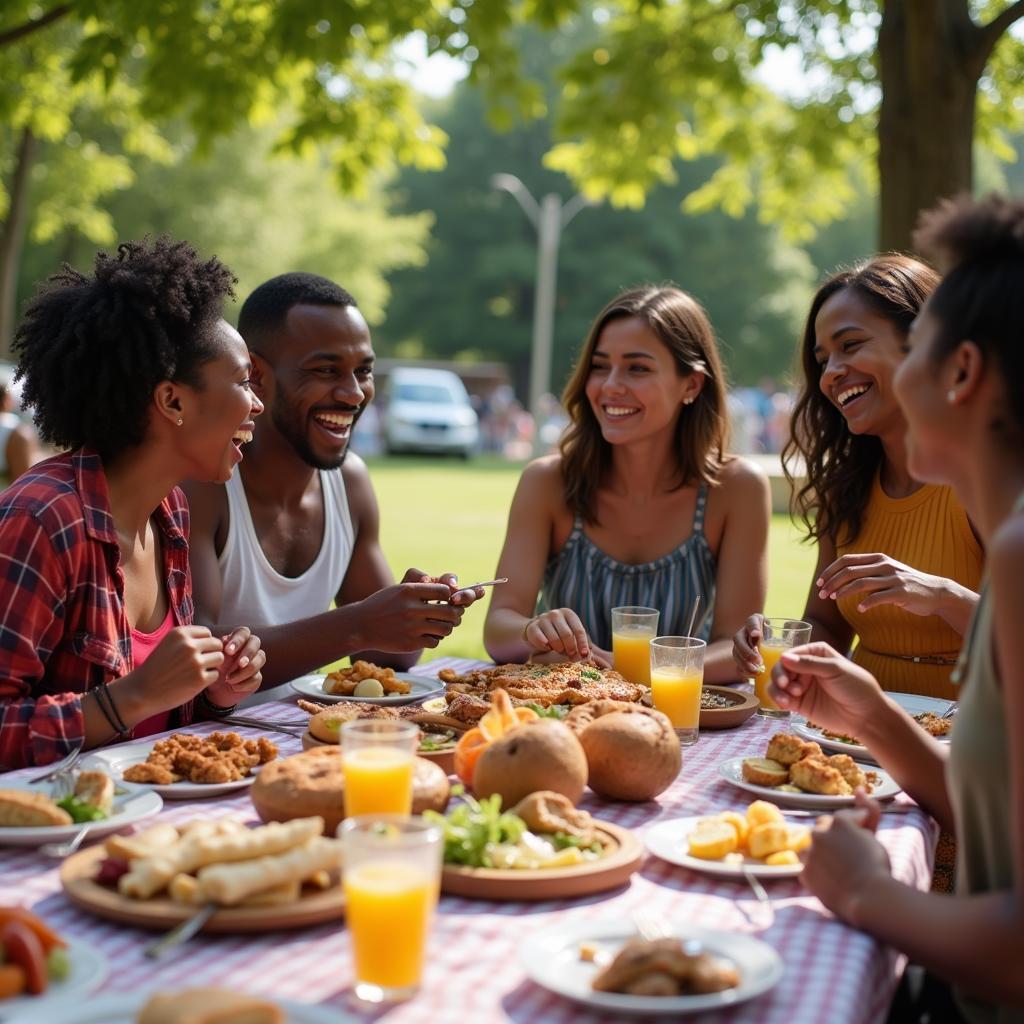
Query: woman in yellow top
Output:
[[734, 254, 982, 700]]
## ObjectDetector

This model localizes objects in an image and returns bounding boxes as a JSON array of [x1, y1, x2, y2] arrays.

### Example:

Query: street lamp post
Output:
[[491, 174, 592, 453]]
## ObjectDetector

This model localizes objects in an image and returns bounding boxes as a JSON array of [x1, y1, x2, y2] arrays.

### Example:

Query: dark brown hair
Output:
[[914, 193, 1024, 439], [560, 285, 730, 524], [783, 254, 939, 546]]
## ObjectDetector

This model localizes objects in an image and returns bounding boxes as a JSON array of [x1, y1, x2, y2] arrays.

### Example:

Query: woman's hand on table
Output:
[[803, 791, 892, 925], [768, 641, 888, 736], [523, 608, 598, 663], [732, 613, 766, 677], [207, 627, 266, 706]]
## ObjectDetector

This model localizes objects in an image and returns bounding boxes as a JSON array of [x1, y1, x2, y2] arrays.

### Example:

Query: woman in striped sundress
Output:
[[484, 285, 771, 683]]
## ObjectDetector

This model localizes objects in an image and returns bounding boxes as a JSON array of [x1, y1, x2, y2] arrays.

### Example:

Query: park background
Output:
[[2, 2, 1023, 659]]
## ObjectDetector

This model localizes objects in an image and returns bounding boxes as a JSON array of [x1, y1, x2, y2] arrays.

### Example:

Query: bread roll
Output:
[[0, 789, 72, 827], [251, 747, 449, 834]]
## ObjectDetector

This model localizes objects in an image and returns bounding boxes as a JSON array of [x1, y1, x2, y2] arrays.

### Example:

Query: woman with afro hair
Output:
[[0, 237, 265, 769]]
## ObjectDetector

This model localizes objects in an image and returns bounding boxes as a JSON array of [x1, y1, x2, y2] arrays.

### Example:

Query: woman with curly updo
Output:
[[0, 237, 265, 769], [484, 285, 771, 682], [733, 254, 983, 699]]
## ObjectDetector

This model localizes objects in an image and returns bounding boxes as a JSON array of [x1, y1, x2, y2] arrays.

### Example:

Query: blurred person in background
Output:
[[0, 373, 41, 484]]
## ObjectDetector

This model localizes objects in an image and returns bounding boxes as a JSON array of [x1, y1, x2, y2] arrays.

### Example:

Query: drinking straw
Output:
[[686, 595, 701, 639]]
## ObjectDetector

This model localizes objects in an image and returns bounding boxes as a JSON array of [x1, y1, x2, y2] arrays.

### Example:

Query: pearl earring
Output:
[[683, 396, 695, 406], [946, 390, 956, 404], [177, 417, 184, 426]]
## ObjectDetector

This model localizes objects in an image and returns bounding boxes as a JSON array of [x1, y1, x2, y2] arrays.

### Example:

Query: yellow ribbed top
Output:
[[837, 474, 983, 700]]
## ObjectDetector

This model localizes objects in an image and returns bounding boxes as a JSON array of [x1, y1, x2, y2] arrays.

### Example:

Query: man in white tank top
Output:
[[183, 274, 483, 696]]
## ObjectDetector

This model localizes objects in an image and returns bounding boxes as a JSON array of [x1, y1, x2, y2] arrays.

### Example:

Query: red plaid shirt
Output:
[[0, 449, 196, 769]]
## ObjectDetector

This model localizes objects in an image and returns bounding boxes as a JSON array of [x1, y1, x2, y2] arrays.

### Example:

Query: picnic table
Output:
[[0, 657, 938, 1023]]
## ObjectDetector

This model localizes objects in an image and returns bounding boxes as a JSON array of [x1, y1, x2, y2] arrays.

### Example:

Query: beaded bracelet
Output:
[[91, 685, 131, 739]]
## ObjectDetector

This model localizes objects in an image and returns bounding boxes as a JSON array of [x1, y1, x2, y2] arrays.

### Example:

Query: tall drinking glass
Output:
[[612, 606, 660, 685], [340, 815, 443, 1003], [341, 720, 418, 817], [649, 636, 706, 746], [754, 618, 813, 718]]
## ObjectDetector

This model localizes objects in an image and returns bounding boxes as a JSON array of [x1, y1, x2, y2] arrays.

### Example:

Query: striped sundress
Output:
[[537, 483, 717, 650]]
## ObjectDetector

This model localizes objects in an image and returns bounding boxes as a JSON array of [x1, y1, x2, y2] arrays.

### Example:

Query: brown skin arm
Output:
[[702, 459, 771, 683], [334, 456, 419, 670], [820, 522, 1024, 1004]]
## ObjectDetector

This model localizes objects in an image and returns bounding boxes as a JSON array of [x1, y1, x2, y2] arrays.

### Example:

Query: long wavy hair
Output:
[[560, 285, 730, 524], [783, 254, 939, 546]]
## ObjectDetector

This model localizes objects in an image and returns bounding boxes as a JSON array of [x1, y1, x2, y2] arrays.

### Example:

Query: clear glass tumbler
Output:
[[649, 635, 706, 745]]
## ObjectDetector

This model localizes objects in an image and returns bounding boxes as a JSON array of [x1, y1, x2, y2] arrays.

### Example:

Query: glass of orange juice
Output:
[[754, 618, 812, 718], [340, 815, 442, 1003], [611, 606, 660, 685], [341, 720, 418, 818], [649, 635, 706, 745]]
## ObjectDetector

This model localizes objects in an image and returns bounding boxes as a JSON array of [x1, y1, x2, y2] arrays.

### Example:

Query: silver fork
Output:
[[218, 715, 305, 737], [739, 866, 775, 930], [29, 744, 83, 785], [41, 824, 94, 859]]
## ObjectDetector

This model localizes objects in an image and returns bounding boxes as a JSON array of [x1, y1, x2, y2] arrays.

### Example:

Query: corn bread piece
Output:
[[106, 823, 182, 861], [741, 758, 788, 787], [137, 988, 285, 1024], [790, 756, 852, 796], [748, 822, 790, 860], [745, 800, 785, 827], [0, 789, 72, 827], [687, 821, 738, 860], [73, 770, 114, 815], [715, 811, 749, 849]]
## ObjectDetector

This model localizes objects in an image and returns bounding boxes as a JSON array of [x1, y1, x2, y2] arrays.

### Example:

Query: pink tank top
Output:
[[131, 606, 176, 738]]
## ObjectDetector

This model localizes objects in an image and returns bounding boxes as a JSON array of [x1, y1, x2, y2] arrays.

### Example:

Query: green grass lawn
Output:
[[368, 455, 817, 662]]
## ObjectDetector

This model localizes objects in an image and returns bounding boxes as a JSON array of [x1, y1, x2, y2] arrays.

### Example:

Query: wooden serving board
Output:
[[440, 821, 643, 901], [60, 846, 345, 933], [300, 728, 455, 776]]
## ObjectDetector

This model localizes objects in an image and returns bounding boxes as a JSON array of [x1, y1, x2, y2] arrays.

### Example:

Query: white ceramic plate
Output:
[[645, 817, 803, 878], [792, 692, 954, 761], [0, 937, 107, 1019], [718, 756, 901, 809], [3, 993, 355, 1024], [0, 778, 162, 847], [83, 741, 257, 800], [521, 919, 783, 1017], [289, 672, 443, 706]]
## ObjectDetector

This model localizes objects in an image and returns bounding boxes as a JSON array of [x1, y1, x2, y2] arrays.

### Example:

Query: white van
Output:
[[382, 367, 480, 458]]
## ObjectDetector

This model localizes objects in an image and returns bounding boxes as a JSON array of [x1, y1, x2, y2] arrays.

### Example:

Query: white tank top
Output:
[[217, 468, 355, 627]]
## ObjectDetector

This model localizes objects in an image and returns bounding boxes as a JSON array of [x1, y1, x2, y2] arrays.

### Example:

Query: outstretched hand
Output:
[[769, 641, 887, 736]]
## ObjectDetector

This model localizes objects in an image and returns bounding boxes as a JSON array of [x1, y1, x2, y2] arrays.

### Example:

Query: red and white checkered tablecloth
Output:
[[0, 657, 937, 1023]]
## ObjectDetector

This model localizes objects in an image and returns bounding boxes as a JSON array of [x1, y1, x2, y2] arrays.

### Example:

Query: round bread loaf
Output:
[[566, 701, 681, 802], [251, 747, 450, 833]]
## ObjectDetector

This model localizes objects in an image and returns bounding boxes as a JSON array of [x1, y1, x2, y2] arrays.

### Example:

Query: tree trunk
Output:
[[0, 127, 37, 359], [877, 0, 983, 252]]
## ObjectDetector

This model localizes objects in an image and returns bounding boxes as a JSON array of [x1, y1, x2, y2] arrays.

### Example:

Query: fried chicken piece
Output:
[[766, 732, 822, 767], [175, 751, 242, 784], [790, 755, 852, 796], [124, 762, 180, 785], [915, 711, 953, 737], [324, 660, 410, 695], [248, 738, 279, 764], [827, 754, 871, 793]]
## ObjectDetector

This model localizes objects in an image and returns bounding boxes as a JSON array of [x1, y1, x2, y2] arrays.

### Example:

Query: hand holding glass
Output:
[[340, 815, 442, 1003], [649, 636, 706, 745], [612, 606, 660, 686], [754, 618, 812, 717], [341, 719, 418, 817]]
